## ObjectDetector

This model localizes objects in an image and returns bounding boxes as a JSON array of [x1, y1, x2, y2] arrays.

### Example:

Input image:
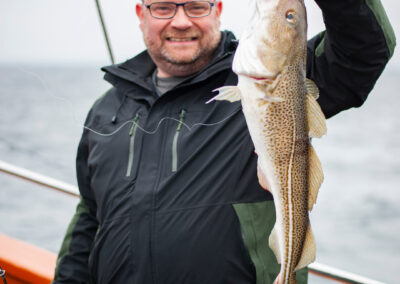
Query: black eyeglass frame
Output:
[[144, 1, 216, 19]]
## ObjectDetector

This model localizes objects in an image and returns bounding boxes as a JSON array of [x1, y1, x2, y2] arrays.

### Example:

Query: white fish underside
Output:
[[239, 72, 310, 282]]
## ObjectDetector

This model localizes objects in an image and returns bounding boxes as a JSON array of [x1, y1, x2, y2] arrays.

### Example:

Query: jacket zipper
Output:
[[126, 114, 140, 177], [172, 109, 186, 172]]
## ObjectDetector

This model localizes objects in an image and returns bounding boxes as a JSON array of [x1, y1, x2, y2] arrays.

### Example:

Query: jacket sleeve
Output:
[[306, 0, 396, 118], [53, 118, 98, 283]]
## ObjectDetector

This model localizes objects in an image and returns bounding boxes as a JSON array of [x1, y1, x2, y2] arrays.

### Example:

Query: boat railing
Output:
[[0, 160, 386, 284], [0, 160, 79, 197]]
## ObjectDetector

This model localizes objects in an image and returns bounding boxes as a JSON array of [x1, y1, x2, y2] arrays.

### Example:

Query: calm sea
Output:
[[0, 64, 399, 283]]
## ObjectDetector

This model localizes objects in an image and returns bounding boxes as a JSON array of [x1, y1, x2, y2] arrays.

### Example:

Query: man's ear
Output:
[[215, 1, 223, 18], [136, 3, 144, 31]]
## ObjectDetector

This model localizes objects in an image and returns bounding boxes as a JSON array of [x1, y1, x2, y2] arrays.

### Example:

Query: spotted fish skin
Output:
[[208, 0, 327, 283], [240, 59, 311, 284]]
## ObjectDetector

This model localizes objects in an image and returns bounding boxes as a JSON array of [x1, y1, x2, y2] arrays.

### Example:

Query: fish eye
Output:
[[286, 11, 296, 23]]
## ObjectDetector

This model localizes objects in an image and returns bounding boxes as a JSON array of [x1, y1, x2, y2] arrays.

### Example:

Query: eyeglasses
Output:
[[145, 1, 215, 19]]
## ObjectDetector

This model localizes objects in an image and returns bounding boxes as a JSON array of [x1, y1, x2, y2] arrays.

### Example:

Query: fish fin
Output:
[[306, 93, 327, 138], [306, 78, 319, 100], [272, 275, 282, 284], [268, 225, 281, 264], [295, 224, 316, 271], [206, 86, 241, 104], [308, 145, 324, 211]]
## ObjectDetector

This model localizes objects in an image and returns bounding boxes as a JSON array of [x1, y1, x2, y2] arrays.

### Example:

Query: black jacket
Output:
[[53, 1, 395, 283]]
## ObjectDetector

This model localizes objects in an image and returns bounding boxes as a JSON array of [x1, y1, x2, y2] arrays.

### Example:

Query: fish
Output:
[[207, 0, 327, 283]]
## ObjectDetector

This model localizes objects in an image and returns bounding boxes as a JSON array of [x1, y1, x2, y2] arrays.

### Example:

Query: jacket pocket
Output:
[[172, 109, 186, 172], [88, 217, 134, 283], [126, 114, 140, 177]]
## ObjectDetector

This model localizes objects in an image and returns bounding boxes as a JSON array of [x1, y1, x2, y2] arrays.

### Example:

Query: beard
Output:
[[144, 27, 221, 76], [160, 44, 202, 65]]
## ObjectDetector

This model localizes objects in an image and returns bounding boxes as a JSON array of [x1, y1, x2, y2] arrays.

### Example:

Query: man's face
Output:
[[136, 1, 223, 77]]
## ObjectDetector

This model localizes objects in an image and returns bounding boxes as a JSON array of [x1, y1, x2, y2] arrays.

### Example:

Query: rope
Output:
[[0, 266, 7, 284], [94, 0, 115, 64]]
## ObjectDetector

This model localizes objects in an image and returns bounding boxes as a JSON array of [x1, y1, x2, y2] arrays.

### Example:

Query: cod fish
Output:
[[208, 0, 327, 283]]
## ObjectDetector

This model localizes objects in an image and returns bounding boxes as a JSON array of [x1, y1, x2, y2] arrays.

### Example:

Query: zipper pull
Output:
[[172, 109, 186, 172], [176, 109, 186, 132], [129, 114, 140, 136]]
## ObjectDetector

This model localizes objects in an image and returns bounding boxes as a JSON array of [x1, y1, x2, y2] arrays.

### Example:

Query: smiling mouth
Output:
[[166, 37, 198, 42]]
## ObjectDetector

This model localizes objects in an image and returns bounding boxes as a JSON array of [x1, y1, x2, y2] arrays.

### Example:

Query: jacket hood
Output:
[[101, 30, 238, 96]]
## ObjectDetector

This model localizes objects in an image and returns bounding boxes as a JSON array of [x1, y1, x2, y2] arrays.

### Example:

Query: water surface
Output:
[[0, 64, 399, 283]]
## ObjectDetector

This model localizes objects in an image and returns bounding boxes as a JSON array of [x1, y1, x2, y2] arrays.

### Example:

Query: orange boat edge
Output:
[[0, 232, 379, 284], [0, 233, 56, 284]]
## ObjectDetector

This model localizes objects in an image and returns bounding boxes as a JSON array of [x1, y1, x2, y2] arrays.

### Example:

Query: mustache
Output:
[[163, 30, 202, 39]]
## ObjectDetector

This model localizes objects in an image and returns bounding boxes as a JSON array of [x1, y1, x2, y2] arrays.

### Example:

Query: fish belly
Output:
[[239, 76, 310, 283]]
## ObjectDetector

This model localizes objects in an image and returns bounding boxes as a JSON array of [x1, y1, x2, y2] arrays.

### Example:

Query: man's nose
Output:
[[170, 6, 193, 29]]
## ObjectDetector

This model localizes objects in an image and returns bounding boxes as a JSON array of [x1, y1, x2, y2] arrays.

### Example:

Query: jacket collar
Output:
[[101, 30, 238, 100]]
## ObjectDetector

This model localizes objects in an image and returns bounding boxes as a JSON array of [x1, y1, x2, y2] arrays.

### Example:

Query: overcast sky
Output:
[[0, 0, 398, 68]]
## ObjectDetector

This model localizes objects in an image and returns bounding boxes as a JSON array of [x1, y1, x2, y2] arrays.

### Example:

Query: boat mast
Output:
[[94, 0, 115, 64]]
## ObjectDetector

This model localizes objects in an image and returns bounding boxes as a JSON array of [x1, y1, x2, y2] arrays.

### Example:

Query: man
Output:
[[53, 0, 395, 283]]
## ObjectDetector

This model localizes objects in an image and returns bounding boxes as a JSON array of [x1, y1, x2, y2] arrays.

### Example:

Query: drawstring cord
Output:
[[0, 266, 7, 284], [111, 95, 127, 124]]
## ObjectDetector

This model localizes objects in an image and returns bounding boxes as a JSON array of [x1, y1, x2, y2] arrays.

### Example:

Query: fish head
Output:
[[233, 0, 307, 84]]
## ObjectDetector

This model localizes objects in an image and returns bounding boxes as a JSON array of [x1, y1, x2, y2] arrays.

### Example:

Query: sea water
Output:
[[0, 64, 399, 283]]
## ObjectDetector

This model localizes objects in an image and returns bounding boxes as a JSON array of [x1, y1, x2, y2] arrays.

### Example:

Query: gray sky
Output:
[[0, 0, 398, 68]]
